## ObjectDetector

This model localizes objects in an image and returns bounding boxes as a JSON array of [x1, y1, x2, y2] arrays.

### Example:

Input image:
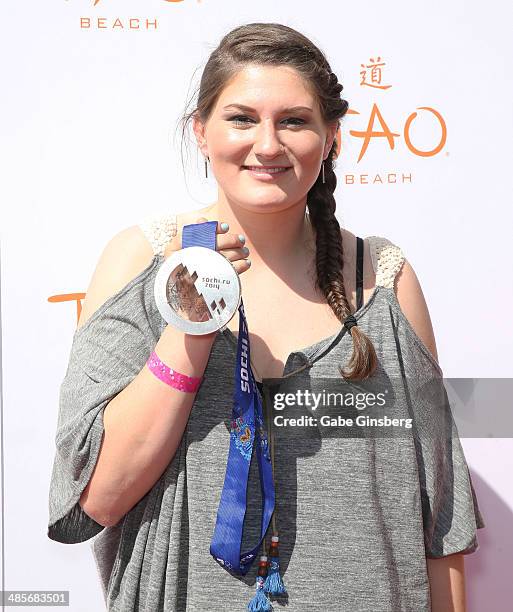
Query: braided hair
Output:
[[179, 22, 378, 380]]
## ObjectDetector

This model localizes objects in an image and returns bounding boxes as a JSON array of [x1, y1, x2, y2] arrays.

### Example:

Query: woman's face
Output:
[[194, 64, 338, 214]]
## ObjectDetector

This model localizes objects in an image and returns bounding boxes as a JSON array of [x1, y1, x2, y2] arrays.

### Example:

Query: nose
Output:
[[252, 119, 285, 158]]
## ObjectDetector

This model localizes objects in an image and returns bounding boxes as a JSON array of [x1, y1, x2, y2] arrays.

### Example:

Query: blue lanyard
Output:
[[182, 221, 275, 575]]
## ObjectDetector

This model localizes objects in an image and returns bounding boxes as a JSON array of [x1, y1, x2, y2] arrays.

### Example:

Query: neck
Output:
[[204, 194, 315, 271]]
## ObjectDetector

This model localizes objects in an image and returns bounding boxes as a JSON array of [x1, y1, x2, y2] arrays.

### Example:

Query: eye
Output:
[[283, 117, 306, 126], [228, 115, 306, 127], [229, 115, 253, 126]]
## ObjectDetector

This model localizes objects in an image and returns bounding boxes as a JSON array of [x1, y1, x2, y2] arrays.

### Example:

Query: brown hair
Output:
[[178, 22, 377, 380]]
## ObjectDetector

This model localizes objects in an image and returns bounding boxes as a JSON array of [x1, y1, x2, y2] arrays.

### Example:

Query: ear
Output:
[[323, 121, 339, 159], [192, 113, 208, 158]]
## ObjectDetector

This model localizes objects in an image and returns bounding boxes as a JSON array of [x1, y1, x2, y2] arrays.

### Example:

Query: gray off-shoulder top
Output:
[[47, 213, 485, 611]]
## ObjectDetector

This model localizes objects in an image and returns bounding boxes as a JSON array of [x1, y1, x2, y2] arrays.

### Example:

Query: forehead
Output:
[[216, 64, 317, 110]]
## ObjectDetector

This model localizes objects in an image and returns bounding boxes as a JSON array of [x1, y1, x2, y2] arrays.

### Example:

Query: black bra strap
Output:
[[356, 236, 364, 311]]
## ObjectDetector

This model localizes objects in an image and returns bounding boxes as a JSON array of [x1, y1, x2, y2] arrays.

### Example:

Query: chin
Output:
[[233, 195, 300, 214]]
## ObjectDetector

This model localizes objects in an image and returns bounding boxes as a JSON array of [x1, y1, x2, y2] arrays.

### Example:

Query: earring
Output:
[[204, 156, 209, 179], [322, 161, 325, 184]]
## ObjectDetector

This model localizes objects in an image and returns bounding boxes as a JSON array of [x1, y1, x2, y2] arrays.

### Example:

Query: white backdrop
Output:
[[1, 1, 512, 610]]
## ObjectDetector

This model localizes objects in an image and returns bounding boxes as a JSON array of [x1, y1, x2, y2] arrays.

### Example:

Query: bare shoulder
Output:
[[76, 225, 155, 331], [346, 229, 439, 364], [395, 257, 439, 363]]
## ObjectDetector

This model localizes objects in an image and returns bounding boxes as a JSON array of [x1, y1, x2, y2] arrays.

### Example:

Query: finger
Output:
[[219, 247, 250, 262], [231, 258, 252, 275], [216, 231, 246, 251], [195, 218, 231, 236]]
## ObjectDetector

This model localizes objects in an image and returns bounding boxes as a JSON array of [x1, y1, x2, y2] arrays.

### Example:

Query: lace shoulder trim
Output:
[[366, 235, 405, 289], [139, 212, 178, 257]]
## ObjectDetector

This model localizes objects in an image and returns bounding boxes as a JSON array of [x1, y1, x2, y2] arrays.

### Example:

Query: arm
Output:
[[77, 225, 217, 527], [79, 325, 215, 527], [395, 260, 467, 612], [394, 259, 438, 362], [426, 554, 467, 612]]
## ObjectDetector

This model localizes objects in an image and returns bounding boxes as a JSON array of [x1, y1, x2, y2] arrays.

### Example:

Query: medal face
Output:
[[154, 246, 241, 335]]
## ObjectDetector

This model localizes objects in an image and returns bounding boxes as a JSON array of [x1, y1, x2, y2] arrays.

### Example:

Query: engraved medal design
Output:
[[154, 246, 241, 335]]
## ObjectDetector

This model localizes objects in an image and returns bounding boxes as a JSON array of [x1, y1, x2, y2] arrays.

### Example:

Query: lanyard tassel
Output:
[[247, 555, 273, 611], [263, 535, 287, 596]]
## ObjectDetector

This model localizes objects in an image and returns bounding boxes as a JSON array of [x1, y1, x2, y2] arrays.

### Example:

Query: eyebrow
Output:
[[222, 103, 313, 113]]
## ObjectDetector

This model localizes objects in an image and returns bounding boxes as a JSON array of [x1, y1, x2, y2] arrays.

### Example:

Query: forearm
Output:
[[79, 324, 216, 526], [427, 553, 467, 612]]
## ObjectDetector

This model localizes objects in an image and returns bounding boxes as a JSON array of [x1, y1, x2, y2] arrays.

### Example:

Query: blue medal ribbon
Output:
[[182, 221, 275, 576]]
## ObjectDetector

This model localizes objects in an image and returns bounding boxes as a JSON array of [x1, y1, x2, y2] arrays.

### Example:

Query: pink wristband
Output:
[[146, 350, 204, 393]]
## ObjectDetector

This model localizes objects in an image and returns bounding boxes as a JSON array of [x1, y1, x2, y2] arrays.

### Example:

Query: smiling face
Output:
[[193, 64, 338, 214]]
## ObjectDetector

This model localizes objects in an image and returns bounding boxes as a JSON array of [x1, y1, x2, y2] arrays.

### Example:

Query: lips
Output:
[[242, 165, 291, 174]]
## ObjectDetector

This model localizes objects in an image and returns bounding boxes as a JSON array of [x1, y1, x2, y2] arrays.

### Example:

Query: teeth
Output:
[[246, 167, 287, 174]]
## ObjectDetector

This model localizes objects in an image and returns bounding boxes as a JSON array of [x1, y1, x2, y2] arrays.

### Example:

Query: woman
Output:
[[48, 22, 484, 611]]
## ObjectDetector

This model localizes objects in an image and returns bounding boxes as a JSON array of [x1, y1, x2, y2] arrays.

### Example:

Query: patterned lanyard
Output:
[[182, 221, 275, 576]]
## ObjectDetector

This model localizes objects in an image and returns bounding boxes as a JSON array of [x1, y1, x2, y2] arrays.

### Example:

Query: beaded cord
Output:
[[248, 554, 273, 611], [261, 380, 287, 594], [265, 390, 278, 545]]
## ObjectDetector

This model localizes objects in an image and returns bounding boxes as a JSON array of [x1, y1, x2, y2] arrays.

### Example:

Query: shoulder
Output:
[[76, 224, 157, 331], [357, 232, 439, 364], [395, 256, 439, 363], [92, 224, 156, 282]]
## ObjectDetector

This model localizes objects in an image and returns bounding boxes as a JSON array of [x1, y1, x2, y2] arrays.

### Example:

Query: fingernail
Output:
[[239, 234, 245, 243], [221, 222, 229, 231], [246, 259, 251, 266], [242, 246, 250, 255]]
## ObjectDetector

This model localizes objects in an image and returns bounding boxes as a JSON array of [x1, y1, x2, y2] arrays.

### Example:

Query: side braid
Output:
[[307, 151, 378, 380]]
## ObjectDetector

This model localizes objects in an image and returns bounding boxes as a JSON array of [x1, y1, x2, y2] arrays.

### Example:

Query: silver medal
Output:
[[154, 246, 241, 335]]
